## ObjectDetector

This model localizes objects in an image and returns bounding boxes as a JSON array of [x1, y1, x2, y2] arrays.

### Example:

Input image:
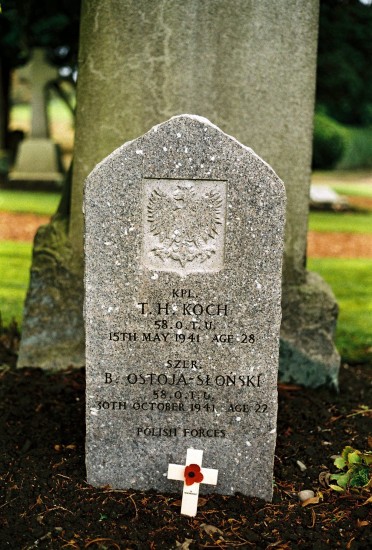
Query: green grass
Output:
[[308, 258, 372, 363], [11, 97, 74, 125], [3, 248, 369, 362], [0, 241, 33, 327], [48, 97, 75, 121], [331, 183, 372, 199], [10, 104, 30, 125], [309, 211, 372, 234], [0, 190, 60, 215]]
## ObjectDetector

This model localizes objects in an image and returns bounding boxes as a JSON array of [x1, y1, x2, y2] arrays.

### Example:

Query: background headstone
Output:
[[9, 48, 64, 186], [310, 185, 348, 210], [85, 115, 286, 500], [18, 0, 340, 388]]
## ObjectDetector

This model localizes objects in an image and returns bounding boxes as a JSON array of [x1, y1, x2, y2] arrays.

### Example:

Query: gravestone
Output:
[[310, 185, 347, 210], [85, 115, 286, 500], [18, 0, 340, 391], [9, 48, 63, 186]]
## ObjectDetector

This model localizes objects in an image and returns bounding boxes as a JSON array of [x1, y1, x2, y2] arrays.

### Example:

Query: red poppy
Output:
[[184, 463, 204, 486]]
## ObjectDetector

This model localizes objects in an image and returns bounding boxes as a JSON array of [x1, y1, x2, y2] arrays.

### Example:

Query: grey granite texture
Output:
[[84, 115, 286, 500]]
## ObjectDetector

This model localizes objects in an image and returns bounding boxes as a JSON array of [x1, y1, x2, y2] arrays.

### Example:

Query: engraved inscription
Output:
[[143, 180, 227, 274]]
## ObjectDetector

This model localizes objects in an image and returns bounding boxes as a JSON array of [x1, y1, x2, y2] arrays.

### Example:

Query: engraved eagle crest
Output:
[[147, 185, 223, 267]]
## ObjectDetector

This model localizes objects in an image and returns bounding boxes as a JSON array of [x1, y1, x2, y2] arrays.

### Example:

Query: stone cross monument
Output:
[[9, 48, 63, 185]]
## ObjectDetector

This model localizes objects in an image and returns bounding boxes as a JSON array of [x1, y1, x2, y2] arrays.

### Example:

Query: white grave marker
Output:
[[167, 448, 218, 517]]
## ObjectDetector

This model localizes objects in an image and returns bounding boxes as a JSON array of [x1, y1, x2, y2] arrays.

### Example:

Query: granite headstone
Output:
[[84, 115, 286, 501]]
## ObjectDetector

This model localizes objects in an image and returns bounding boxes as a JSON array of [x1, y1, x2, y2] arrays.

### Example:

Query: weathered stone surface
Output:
[[280, 272, 340, 389], [8, 138, 63, 184], [85, 115, 286, 500], [17, 218, 84, 369]]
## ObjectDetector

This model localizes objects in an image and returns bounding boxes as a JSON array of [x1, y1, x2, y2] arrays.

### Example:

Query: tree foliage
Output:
[[317, 0, 372, 125], [1, 0, 372, 131], [313, 112, 347, 169], [0, 0, 81, 68], [0, 0, 81, 149]]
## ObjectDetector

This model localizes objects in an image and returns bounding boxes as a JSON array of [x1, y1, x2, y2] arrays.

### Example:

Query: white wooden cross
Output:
[[167, 448, 218, 517]]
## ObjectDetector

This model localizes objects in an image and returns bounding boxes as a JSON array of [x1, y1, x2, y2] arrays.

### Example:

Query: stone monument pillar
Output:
[[9, 48, 63, 185], [18, 0, 340, 388]]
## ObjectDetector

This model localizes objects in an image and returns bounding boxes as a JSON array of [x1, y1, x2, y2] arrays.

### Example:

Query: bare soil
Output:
[[0, 212, 50, 241], [347, 197, 372, 210], [307, 232, 372, 258], [0, 327, 371, 550]]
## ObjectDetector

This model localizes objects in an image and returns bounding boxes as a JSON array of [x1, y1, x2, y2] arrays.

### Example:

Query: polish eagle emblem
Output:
[[147, 185, 223, 267]]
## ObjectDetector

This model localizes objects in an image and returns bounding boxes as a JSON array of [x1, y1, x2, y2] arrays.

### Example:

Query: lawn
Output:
[[308, 177, 372, 362], [9, 98, 75, 160], [308, 258, 372, 364], [312, 170, 372, 194], [308, 210, 372, 233], [0, 241, 32, 327], [331, 183, 372, 198], [10, 98, 74, 130], [0, 188, 59, 326], [0, 189, 60, 215]]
